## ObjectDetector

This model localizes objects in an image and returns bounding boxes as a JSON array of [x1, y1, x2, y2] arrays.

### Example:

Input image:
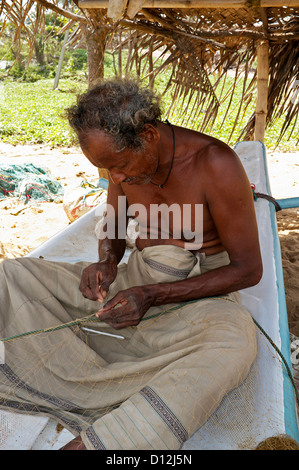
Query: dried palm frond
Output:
[[0, 2, 298, 144], [98, 5, 298, 144]]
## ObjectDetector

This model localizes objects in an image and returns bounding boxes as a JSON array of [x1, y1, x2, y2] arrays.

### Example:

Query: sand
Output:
[[0, 142, 99, 258], [0, 142, 298, 335], [266, 150, 299, 337]]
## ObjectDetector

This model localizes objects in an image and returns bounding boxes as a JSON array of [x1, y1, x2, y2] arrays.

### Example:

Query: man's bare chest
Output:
[[122, 182, 215, 239], [123, 179, 204, 207]]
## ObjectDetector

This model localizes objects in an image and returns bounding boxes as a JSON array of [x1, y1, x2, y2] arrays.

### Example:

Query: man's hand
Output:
[[96, 286, 153, 329], [79, 258, 118, 302]]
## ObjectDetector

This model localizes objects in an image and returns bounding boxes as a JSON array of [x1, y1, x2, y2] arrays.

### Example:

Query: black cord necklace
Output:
[[150, 120, 175, 189]]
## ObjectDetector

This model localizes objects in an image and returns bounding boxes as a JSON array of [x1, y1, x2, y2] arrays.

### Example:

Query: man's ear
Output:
[[140, 124, 160, 144]]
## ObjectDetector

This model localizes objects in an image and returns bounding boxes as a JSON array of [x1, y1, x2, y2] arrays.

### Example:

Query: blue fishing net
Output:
[[0, 163, 64, 203]]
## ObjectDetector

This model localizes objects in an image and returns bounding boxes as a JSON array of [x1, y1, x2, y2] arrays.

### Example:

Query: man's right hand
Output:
[[79, 257, 118, 302]]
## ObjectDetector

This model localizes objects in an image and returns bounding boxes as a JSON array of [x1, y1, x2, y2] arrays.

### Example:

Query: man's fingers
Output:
[[88, 278, 100, 297], [79, 262, 117, 303], [102, 298, 125, 311], [98, 298, 128, 316], [99, 280, 112, 299], [95, 296, 141, 329], [79, 271, 94, 299], [94, 287, 148, 330], [79, 279, 101, 301], [79, 272, 101, 301], [97, 303, 137, 330]]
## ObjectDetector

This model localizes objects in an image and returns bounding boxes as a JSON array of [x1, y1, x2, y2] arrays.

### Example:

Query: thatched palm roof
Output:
[[0, 1, 298, 145], [78, 0, 299, 145]]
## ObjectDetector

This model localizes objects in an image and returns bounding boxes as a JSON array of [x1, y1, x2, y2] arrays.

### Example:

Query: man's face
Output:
[[79, 130, 159, 186]]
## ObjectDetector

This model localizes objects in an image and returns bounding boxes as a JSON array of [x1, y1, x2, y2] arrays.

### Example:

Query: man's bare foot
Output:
[[60, 435, 87, 450]]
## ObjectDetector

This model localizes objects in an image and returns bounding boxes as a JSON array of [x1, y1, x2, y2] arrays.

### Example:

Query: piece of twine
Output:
[[0, 299, 202, 343], [0, 314, 99, 343]]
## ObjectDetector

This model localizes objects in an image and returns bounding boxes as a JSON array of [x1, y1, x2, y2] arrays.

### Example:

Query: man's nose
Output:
[[109, 170, 127, 185]]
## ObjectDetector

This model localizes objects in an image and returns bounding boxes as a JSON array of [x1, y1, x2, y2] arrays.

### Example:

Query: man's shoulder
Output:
[[189, 133, 240, 171], [203, 141, 239, 165], [186, 136, 248, 195], [178, 127, 236, 159]]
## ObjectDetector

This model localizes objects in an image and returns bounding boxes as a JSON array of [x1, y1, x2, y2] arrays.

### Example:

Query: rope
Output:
[[0, 314, 100, 343], [0, 299, 215, 343], [251, 188, 282, 212]]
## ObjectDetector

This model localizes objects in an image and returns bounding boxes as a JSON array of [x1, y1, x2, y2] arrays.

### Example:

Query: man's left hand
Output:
[[96, 286, 153, 329]]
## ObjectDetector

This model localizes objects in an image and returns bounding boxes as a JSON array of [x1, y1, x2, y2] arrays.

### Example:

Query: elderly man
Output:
[[0, 78, 262, 450]]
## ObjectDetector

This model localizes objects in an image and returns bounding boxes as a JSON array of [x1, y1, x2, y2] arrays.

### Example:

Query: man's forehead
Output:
[[79, 129, 114, 150], [79, 129, 128, 167]]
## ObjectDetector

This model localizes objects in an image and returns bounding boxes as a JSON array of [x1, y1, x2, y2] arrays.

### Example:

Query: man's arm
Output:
[[98, 146, 263, 328], [146, 145, 263, 305], [98, 174, 128, 264], [79, 175, 128, 302]]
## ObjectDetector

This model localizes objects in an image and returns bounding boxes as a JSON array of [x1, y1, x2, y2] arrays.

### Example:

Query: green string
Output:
[[0, 315, 100, 343], [252, 188, 258, 201], [0, 297, 226, 342]]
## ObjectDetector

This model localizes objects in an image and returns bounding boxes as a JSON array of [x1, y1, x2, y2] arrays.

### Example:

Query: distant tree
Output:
[[0, 0, 110, 86]]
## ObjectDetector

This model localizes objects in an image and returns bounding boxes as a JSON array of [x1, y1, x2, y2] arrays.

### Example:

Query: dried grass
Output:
[[255, 434, 299, 450]]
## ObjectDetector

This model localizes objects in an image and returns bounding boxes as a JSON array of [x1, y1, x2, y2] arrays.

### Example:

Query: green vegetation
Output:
[[0, 79, 86, 146], [0, 49, 298, 151]]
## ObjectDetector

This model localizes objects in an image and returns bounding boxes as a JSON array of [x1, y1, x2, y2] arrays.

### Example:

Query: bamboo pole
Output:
[[78, 0, 299, 8], [254, 40, 269, 143]]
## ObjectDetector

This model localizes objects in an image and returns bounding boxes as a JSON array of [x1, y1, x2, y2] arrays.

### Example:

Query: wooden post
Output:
[[107, 0, 127, 20], [254, 40, 269, 142], [148, 39, 154, 91], [127, 0, 146, 17], [84, 23, 109, 181], [78, 0, 299, 8], [85, 25, 107, 88]]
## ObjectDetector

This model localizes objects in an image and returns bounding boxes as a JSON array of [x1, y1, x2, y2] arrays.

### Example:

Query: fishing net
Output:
[[0, 163, 64, 203], [0, 304, 298, 450], [0, 139, 298, 450], [0, 250, 298, 451]]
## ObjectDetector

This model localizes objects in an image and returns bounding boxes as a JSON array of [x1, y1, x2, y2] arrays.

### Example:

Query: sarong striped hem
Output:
[[144, 258, 191, 278], [81, 387, 188, 450], [84, 427, 106, 450], [139, 386, 188, 444]]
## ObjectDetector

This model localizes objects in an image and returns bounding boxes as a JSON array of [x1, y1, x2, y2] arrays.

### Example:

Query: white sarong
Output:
[[0, 245, 257, 449]]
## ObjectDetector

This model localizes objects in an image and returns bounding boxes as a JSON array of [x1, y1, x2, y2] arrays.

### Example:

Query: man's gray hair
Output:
[[66, 78, 162, 151]]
